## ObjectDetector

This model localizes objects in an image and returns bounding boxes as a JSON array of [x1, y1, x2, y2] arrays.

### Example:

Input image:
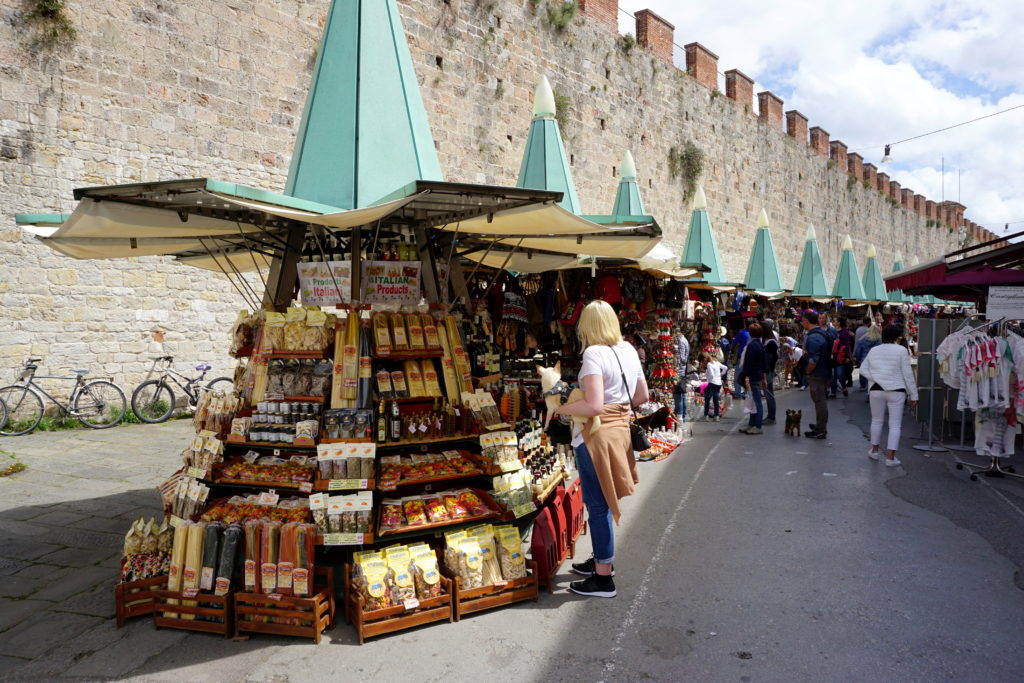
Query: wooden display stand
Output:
[[152, 589, 234, 637], [114, 576, 166, 628], [344, 564, 453, 645], [448, 560, 539, 621], [234, 567, 335, 643]]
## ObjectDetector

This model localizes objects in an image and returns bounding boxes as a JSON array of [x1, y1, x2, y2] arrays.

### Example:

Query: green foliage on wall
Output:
[[24, 0, 76, 48], [543, 1, 578, 32], [553, 89, 572, 132], [668, 140, 705, 201]]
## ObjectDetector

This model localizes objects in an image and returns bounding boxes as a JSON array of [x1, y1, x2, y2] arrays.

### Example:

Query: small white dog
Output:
[[537, 362, 600, 435]]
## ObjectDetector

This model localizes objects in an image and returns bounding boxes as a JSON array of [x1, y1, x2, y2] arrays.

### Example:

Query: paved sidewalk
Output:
[[1, 393, 1022, 681]]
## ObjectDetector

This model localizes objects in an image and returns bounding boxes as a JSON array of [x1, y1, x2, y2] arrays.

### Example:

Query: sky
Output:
[[618, 0, 1024, 239]]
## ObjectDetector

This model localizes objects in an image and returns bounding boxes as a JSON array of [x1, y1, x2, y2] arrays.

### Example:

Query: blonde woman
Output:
[[552, 300, 648, 598]]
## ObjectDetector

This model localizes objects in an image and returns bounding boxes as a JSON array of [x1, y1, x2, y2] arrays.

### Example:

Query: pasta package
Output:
[[385, 548, 416, 604], [457, 539, 484, 589], [372, 312, 392, 356], [496, 526, 527, 580], [199, 522, 224, 591], [390, 312, 409, 351], [181, 521, 206, 619], [472, 528, 502, 586], [405, 313, 425, 350], [292, 523, 315, 597], [410, 547, 442, 600], [443, 529, 467, 576], [215, 523, 243, 596], [359, 557, 393, 612], [421, 314, 440, 349], [260, 521, 281, 594], [165, 520, 189, 617], [404, 360, 426, 398], [243, 521, 261, 592], [277, 523, 296, 596]]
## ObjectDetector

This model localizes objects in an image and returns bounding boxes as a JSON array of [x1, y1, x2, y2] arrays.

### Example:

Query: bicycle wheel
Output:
[[131, 380, 175, 424], [74, 380, 127, 429], [0, 397, 7, 432], [0, 386, 44, 436], [205, 377, 234, 394]]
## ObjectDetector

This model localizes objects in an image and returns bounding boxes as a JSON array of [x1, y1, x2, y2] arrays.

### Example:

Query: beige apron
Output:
[[581, 403, 638, 524]]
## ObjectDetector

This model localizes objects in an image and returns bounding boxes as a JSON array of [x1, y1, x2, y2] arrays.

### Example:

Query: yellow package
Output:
[[372, 312, 392, 355], [405, 313, 425, 350], [404, 360, 426, 398], [390, 312, 409, 351]]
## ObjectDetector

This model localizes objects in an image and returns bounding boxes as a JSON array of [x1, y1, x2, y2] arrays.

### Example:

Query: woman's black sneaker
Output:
[[570, 557, 615, 576], [569, 573, 616, 598]]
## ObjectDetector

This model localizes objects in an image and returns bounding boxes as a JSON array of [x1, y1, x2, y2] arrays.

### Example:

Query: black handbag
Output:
[[610, 345, 652, 452]]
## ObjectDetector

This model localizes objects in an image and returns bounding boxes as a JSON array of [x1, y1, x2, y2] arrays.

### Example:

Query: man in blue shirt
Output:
[[732, 323, 751, 399], [801, 311, 834, 439]]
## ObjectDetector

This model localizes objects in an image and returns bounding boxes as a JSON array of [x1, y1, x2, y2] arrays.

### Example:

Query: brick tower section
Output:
[[685, 42, 719, 90], [809, 126, 830, 157], [725, 69, 754, 109], [786, 110, 808, 143], [847, 153, 863, 181], [757, 91, 784, 130], [635, 10, 675, 66], [578, 0, 618, 33]]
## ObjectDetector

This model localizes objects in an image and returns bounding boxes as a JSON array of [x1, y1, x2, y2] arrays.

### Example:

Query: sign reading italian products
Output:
[[361, 261, 422, 305], [297, 261, 352, 306]]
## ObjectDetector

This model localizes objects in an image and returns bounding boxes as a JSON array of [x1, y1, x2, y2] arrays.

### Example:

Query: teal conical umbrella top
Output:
[[285, 0, 443, 209], [679, 186, 729, 284], [611, 150, 645, 217], [888, 250, 906, 303], [743, 209, 785, 293], [861, 244, 888, 301], [832, 235, 867, 300], [791, 226, 830, 298], [516, 76, 581, 214]]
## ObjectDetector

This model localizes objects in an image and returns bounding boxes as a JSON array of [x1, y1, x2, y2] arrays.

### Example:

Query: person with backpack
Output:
[[761, 320, 780, 425], [802, 311, 834, 438], [829, 318, 855, 398]]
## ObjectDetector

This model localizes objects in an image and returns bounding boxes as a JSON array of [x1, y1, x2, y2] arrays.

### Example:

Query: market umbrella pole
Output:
[[263, 224, 307, 311]]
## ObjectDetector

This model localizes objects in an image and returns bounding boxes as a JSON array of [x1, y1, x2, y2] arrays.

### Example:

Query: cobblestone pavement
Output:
[[1, 394, 1023, 682]]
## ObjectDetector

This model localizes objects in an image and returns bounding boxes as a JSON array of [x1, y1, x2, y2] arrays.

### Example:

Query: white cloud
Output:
[[618, 0, 1024, 236]]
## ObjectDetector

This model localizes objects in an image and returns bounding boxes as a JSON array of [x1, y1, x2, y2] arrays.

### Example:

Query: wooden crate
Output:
[[449, 560, 539, 621], [344, 564, 452, 645], [152, 589, 234, 637], [234, 566, 335, 643], [114, 576, 166, 628]]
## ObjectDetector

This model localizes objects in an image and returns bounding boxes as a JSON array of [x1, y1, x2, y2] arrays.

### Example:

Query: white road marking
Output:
[[796, 451, 808, 455], [823, 472, 838, 477], [603, 421, 737, 674], [786, 470, 798, 475]]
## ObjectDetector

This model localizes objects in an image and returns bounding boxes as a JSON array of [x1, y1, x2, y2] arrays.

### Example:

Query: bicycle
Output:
[[0, 397, 7, 432], [0, 359, 127, 436], [131, 356, 233, 423]]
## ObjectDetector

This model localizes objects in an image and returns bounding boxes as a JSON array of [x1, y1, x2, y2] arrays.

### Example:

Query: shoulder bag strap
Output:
[[608, 345, 639, 420]]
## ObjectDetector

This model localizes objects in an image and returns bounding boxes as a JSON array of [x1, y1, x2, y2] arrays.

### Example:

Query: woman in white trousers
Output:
[[859, 325, 919, 467]]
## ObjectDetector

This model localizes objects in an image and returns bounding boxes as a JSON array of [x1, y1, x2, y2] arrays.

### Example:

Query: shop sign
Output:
[[323, 533, 364, 546], [361, 261, 422, 304], [987, 286, 1024, 321], [297, 261, 352, 306]]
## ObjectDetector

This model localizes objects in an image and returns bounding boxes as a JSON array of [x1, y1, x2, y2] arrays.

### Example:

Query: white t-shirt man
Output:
[[571, 342, 643, 447]]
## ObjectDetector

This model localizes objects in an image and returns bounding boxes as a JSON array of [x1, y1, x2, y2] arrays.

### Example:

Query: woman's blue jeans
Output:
[[748, 384, 764, 428], [704, 383, 721, 417], [573, 442, 613, 564]]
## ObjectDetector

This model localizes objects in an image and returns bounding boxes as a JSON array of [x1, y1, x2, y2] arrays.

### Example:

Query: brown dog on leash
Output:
[[784, 409, 802, 436]]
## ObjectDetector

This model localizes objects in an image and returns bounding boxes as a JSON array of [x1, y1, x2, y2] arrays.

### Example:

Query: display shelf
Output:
[[447, 561, 539, 621], [265, 350, 330, 359], [532, 471, 567, 506], [114, 576, 166, 628], [377, 469, 484, 492], [152, 589, 234, 637], [376, 434, 476, 450], [371, 349, 443, 360], [377, 490, 505, 539], [227, 440, 317, 450], [315, 532, 376, 548], [210, 476, 314, 492], [314, 477, 375, 492], [234, 567, 335, 644], [318, 437, 374, 445], [344, 564, 452, 645]]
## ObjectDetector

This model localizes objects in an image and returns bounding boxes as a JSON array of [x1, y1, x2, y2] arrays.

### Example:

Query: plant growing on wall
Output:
[[668, 140, 705, 201], [23, 0, 76, 48], [553, 89, 572, 132], [543, 0, 578, 32], [618, 33, 636, 55]]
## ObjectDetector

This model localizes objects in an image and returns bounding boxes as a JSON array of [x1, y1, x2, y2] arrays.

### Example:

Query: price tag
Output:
[[494, 580, 508, 587], [298, 482, 313, 493], [513, 502, 536, 518], [322, 533, 364, 546], [169, 515, 186, 529], [257, 491, 280, 506], [182, 588, 199, 598], [381, 480, 398, 492], [186, 467, 207, 480], [403, 597, 420, 611], [268, 593, 283, 601], [328, 479, 368, 491], [273, 449, 281, 457], [265, 393, 284, 401]]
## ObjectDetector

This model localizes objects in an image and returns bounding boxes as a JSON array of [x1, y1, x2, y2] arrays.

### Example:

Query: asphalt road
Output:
[[1, 387, 1023, 682]]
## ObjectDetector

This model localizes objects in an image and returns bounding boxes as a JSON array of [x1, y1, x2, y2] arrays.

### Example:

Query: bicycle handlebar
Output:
[[26, 358, 42, 364], [152, 355, 174, 362]]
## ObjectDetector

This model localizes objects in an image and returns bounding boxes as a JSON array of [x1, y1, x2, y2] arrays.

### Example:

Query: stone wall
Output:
[[0, 0, 958, 387]]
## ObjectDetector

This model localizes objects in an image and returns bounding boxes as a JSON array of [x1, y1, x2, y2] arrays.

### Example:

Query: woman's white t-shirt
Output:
[[571, 342, 643, 447]]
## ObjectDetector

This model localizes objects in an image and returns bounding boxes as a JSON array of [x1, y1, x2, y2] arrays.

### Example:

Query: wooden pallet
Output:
[[234, 567, 335, 643], [152, 589, 234, 637], [344, 564, 453, 645], [449, 561, 539, 621], [114, 576, 166, 628]]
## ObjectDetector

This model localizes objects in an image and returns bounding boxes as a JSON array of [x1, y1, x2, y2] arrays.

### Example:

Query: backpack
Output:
[[832, 338, 850, 365], [807, 329, 834, 370]]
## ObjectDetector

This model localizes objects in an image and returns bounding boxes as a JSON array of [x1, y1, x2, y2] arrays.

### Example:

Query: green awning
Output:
[[285, 0, 443, 210], [861, 244, 888, 302], [888, 252, 906, 302], [791, 227, 830, 298], [832, 235, 867, 300], [611, 150, 645, 216], [516, 76, 581, 214], [679, 186, 729, 285], [743, 209, 785, 293]]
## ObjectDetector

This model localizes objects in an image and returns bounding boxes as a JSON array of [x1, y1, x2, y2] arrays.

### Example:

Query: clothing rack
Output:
[[947, 316, 990, 453], [951, 317, 1024, 482]]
